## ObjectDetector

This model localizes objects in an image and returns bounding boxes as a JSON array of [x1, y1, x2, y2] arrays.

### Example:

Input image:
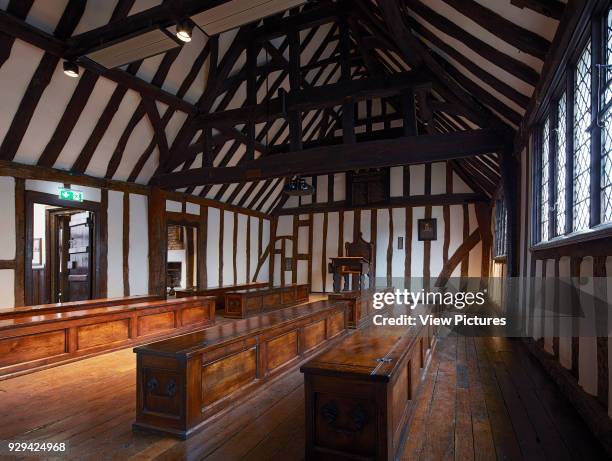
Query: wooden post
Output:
[[148, 187, 167, 297], [14, 178, 25, 306]]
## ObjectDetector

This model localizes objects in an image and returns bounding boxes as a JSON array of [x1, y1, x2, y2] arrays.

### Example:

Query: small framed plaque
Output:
[[417, 218, 437, 241]]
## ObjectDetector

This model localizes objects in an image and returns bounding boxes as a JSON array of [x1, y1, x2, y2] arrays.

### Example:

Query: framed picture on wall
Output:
[[32, 238, 42, 266], [417, 219, 437, 241]]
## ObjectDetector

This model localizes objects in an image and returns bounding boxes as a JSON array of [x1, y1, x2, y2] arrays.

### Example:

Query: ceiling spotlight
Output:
[[63, 60, 79, 78], [176, 19, 194, 42]]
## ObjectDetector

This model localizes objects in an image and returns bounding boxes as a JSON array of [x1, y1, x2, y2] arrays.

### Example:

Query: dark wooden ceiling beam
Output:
[[405, 0, 540, 86], [510, 0, 565, 20], [440, 0, 551, 60], [0, 0, 35, 67], [195, 71, 431, 127], [152, 128, 508, 188]]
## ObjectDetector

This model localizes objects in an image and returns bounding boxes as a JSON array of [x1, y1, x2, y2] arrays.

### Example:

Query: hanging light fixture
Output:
[[176, 19, 194, 42], [283, 176, 315, 196], [63, 60, 79, 78]]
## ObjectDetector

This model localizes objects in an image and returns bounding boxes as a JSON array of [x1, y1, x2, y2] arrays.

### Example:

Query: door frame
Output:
[[25, 191, 104, 306], [166, 213, 202, 291]]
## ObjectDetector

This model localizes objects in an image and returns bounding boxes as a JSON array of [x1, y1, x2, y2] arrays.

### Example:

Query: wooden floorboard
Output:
[[0, 333, 606, 461]]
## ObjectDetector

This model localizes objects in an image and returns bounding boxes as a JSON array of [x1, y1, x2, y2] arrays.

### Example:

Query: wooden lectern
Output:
[[328, 234, 373, 292]]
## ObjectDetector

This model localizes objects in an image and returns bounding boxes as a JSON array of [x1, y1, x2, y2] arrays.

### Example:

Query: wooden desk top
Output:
[[135, 299, 347, 358], [175, 282, 267, 294], [300, 306, 425, 382], [228, 283, 304, 294], [0, 294, 161, 318], [0, 296, 214, 332]]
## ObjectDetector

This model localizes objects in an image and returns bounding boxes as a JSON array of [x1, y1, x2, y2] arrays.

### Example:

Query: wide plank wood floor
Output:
[[0, 333, 607, 460]]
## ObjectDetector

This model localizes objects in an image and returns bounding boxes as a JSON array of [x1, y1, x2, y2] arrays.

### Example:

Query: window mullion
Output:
[[566, 71, 575, 234], [548, 110, 557, 239], [591, 16, 602, 227]]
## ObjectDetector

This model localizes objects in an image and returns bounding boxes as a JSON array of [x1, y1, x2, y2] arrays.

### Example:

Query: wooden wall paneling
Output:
[[593, 255, 608, 409], [218, 210, 224, 287], [233, 212, 238, 285], [98, 189, 108, 298], [123, 192, 130, 296], [148, 187, 167, 297], [405, 207, 412, 289], [570, 256, 582, 380], [14, 178, 24, 306], [199, 206, 207, 289]]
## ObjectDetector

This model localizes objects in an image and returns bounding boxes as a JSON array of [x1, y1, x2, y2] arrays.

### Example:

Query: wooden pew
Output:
[[0, 294, 162, 319], [327, 287, 392, 328], [0, 296, 215, 379], [133, 299, 348, 439], [224, 283, 310, 318], [301, 306, 436, 461], [174, 281, 268, 310]]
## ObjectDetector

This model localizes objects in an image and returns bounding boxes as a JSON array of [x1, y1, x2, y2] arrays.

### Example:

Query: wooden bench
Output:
[[0, 294, 162, 319], [301, 306, 436, 461], [174, 281, 268, 310], [0, 296, 215, 379], [133, 299, 348, 439], [224, 283, 310, 318]]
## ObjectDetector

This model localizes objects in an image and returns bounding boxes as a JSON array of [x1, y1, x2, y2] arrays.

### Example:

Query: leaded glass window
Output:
[[573, 41, 592, 231], [556, 92, 568, 235], [601, 9, 612, 222], [494, 197, 507, 257], [540, 118, 551, 241]]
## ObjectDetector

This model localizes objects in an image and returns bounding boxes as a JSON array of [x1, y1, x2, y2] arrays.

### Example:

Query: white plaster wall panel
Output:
[[220, 184, 239, 202], [273, 252, 281, 286], [106, 190, 124, 297], [390, 167, 403, 197], [558, 256, 572, 370], [316, 175, 328, 203], [467, 241, 482, 280], [0, 177, 16, 260], [277, 215, 293, 237], [410, 165, 425, 195], [430, 206, 445, 278], [375, 209, 389, 279], [468, 204, 478, 233], [25, 0, 66, 38], [411, 207, 425, 283], [360, 210, 371, 242], [162, 30, 207, 97], [136, 146, 160, 184], [297, 260, 308, 285], [343, 211, 354, 250], [333, 173, 346, 202], [452, 172, 473, 193], [543, 259, 556, 355], [136, 53, 165, 84], [311, 214, 324, 292], [448, 205, 463, 256], [298, 225, 309, 255], [186, 202, 200, 215], [54, 78, 119, 170], [72, 0, 117, 34], [249, 217, 259, 282], [129, 193, 149, 295], [25, 179, 63, 195], [232, 181, 252, 205], [206, 207, 220, 287], [14, 61, 80, 165], [260, 180, 285, 213], [184, 62, 206, 104], [113, 116, 155, 181], [392, 208, 406, 278], [222, 211, 234, 284], [165, 111, 189, 147], [85, 89, 142, 177], [258, 219, 270, 281], [243, 181, 266, 208], [284, 196, 299, 208], [236, 214, 248, 284], [578, 257, 597, 396], [129, 0, 163, 16], [166, 200, 182, 212], [206, 185, 223, 200], [431, 163, 447, 194], [325, 212, 340, 290], [0, 270, 15, 309], [0, 42, 44, 148], [225, 144, 246, 167]]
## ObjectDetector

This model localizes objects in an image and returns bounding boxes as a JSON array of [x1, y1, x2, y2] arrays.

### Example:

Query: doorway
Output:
[[25, 191, 102, 305]]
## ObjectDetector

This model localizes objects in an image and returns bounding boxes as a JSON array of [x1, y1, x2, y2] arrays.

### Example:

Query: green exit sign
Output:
[[58, 188, 84, 202]]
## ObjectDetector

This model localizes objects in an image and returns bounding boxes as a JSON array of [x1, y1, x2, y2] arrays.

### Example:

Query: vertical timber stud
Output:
[[123, 192, 130, 296], [14, 178, 25, 306], [99, 189, 108, 298], [269, 216, 278, 288], [199, 206, 208, 288], [148, 187, 167, 297]]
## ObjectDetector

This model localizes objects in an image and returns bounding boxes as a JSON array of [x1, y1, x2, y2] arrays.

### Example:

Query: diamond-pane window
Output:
[[556, 92, 567, 235], [573, 41, 591, 231], [540, 118, 551, 241], [601, 9, 612, 222], [494, 197, 507, 257]]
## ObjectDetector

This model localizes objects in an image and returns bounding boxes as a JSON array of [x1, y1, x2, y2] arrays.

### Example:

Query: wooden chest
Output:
[[224, 284, 310, 318]]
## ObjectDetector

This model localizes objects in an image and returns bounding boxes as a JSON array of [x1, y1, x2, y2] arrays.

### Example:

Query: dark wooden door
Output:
[[65, 212, 93, 301]]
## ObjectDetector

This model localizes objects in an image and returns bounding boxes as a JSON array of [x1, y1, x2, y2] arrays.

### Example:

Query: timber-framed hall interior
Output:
[[0, 0, 612, 460]]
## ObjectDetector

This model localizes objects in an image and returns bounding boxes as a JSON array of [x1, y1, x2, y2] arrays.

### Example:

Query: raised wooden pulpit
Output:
[[328, 234, 373, 292]]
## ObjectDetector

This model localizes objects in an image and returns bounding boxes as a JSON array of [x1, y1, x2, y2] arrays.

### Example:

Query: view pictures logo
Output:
[[372, 289, 487, 310]]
